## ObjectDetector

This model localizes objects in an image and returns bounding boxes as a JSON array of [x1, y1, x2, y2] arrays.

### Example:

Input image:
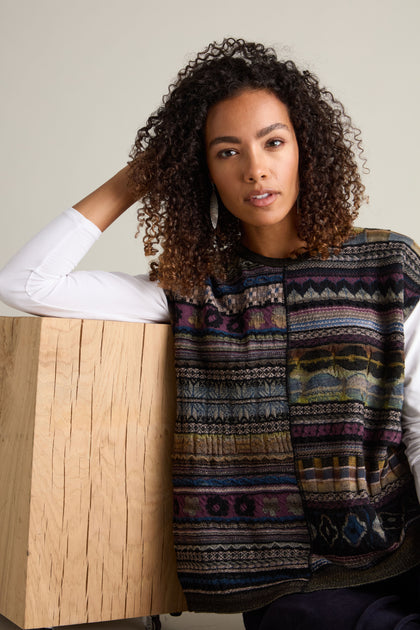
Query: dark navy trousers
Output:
[[243, 565, 420, 630]]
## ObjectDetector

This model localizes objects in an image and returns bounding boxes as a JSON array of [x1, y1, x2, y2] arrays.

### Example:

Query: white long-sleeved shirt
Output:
[[1, 207, 420, 498]]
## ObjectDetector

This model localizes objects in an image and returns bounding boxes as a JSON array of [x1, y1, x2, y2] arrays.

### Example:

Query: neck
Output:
[[240, 209, 306, 259]]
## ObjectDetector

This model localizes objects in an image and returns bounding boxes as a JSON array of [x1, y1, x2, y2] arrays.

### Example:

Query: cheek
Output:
[[214, 180, 238, 213], [285, 157, 299, 186], [209, 164, 235, 193], [216, 187, 235, 210], [207, 161, 222, 188]]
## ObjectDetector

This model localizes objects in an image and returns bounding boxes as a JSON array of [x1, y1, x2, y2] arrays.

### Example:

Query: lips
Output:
[[246, 189, 279, 207]]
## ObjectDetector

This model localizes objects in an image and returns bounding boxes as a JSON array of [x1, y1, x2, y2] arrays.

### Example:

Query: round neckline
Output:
[[238, 243, 311, 266]]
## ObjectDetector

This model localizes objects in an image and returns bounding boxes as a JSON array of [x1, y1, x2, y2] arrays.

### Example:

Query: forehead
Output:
[[205, 89, 293, 138]]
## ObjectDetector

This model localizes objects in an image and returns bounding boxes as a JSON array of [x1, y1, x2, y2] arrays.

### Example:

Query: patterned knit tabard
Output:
[[167, 229, 420, 613]]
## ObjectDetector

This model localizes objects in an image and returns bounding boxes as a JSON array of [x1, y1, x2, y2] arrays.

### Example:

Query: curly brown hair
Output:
[[128, 38, 367, 295]]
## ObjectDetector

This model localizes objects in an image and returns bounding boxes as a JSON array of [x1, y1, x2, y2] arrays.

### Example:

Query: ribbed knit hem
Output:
[[184, 519, 420, 614]]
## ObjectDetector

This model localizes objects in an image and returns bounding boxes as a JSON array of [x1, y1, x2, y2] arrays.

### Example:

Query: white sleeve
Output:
[[402, 300, 420, 501], [0, 208, 170, 323]]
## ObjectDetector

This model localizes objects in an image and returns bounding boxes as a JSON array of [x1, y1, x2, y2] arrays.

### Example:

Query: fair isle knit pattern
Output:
[[167, 229, 420, 613]]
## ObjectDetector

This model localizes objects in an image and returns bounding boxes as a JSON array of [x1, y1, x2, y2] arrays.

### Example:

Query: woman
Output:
[[1, 39, 420, 629]]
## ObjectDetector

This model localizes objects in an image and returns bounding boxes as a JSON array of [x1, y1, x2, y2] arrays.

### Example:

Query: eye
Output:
[[217, 148, 238, 159], [266, 138, 284, 149]]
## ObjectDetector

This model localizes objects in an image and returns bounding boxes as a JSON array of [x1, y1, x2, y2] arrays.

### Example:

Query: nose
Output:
[[243, 149, 268, 182]]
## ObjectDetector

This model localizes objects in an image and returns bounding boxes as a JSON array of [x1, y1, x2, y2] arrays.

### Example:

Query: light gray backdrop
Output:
[[0, 0, 419, 320], [0, 2, 419, 628]]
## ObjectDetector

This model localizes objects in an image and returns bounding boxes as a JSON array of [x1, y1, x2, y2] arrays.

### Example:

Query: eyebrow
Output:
[[208, 122, 289, 148]]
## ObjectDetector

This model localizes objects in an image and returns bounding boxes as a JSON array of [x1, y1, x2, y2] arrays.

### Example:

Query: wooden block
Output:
[[0, 317, 187, 629]]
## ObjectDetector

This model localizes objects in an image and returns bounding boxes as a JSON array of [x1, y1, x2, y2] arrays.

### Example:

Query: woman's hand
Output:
[[73, 165, 136, 231]]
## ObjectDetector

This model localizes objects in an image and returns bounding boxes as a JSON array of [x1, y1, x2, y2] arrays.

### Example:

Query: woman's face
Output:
[[205, 89, 300, 254]]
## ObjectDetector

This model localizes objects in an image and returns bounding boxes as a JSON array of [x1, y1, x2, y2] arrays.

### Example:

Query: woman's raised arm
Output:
[[73, 165, 135, 232], [0, 168, 170, 323]]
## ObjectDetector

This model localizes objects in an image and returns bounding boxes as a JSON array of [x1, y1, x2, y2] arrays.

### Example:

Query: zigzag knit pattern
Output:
[[167, 229, 420, 613]]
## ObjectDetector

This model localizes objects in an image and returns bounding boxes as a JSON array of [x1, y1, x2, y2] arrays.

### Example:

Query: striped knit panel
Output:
[[285, 233, 420, 571], [170, 264, 310, 609], [168, 230, 420, 612]]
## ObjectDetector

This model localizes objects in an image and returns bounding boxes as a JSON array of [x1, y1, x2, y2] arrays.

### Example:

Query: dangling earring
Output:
[[209, 186, 219, 230]]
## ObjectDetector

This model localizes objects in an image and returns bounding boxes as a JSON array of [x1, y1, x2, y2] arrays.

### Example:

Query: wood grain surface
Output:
[[0, 317, 186, 629]]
